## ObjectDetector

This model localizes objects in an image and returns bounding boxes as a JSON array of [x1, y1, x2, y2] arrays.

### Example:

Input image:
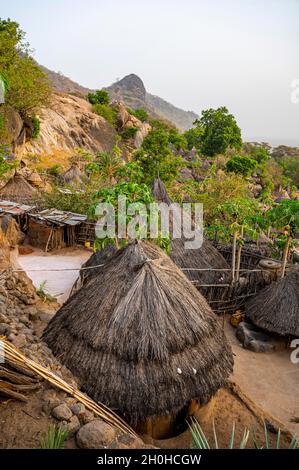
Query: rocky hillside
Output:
[[24, 93, 117, 156], [40, 65, 91, 97], [106, 74, 198, 131], [42, 66, 198, 130]]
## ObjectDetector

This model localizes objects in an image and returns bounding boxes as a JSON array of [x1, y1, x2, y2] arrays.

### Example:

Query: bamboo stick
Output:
[[0, 338, 137, 437]]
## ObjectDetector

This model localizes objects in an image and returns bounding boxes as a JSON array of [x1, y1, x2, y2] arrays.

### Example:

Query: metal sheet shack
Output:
[[28, 209, 87, 252]]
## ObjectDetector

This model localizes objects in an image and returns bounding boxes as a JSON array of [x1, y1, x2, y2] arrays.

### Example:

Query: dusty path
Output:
[[17, 246, 90, 304], [225, 318, 299, 435]]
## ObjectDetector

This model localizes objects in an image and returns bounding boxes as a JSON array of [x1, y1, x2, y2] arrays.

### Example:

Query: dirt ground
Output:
[[16, 246, 90, 304], [225, 317, 299, 435]]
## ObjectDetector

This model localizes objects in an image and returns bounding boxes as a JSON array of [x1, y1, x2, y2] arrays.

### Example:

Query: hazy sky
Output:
[[1, 0, 299, 144]]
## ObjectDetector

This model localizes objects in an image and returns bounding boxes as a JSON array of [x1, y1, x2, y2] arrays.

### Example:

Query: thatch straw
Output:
[[0, 337, 136, 436], [245, 269, 299, 337], [151, 178, 231, 293], [70, 244, 117, 295], [0, 173, 37, 202], [43, 240, 233, 424]]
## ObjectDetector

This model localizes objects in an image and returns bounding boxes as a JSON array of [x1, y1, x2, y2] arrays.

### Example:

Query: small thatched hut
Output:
[[0, 214, 24, 247], [43, 241, 233, 436], [26, 171, 43, 188], [151, 178, 231, 297], [60, 163, 83, 185], [0, 173, 37, 203], [245, 269, 299, 337]]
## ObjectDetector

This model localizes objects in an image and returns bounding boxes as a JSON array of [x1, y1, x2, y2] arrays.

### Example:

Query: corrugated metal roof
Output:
[[0, 200, 35, 215], [29, 208, 87, 226]]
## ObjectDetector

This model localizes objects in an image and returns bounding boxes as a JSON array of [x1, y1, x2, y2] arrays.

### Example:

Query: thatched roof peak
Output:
[[0, 173, 37, 202], [43, 241, 233, 423], [246, 269, 299, 337], [151, 177, 172, 205]]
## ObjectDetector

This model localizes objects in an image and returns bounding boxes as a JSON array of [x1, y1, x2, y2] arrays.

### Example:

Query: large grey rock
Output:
[[236, 322, 276, 353], [52, 403, 73, 422], [76, 419, 117, 449]]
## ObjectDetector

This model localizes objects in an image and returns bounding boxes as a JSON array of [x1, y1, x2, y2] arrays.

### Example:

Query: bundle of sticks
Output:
[[0, 356, 40, 402]]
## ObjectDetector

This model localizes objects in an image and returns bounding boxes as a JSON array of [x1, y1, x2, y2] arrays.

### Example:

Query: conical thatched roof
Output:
[[43, 241, 233, 424], [61, 163, 83, 185], [151, 178, 230, 291], [245, 269, 299, 337], [27, 171, 43, 188], [0, 173, 37, 202]]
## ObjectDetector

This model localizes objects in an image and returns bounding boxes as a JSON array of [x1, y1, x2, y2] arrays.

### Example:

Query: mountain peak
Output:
[[107, 74, 146, 101]]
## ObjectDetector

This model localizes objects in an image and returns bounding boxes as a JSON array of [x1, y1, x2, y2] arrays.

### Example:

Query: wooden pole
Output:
[[235, 225, 244, 281], [281, 236, 291, 278], [231, 231, 237, 283]]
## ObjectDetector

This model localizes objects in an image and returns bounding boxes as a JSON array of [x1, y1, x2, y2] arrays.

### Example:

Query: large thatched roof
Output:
[[43, 241, 233, 424], [245, 269, 299, 337], [151, 178, 230, 291], [0, 173, 37, 202]]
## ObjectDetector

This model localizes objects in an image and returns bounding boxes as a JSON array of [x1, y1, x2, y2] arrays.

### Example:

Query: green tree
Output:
[[168, 128, 187, 151], [184, 126, 203, 151], [87, 89, 110, 105], [213, 198, 260, 280], [133, 127, 185, 184], [194, 106, 242, 156], [226, 155, 256, 176], [267, 200, 299, 277], [86, 148, 123, 183], [89, 182, 170, 252], [0, 18, 51, 115]]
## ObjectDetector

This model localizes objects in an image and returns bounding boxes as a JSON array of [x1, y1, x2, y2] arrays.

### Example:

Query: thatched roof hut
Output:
[[0, 173, 37, 203], [61, 163, 83, 185], [151, 178, 231, 294], [27, 171, 43, 188], [0, 214, 24, 247], [43, 241, 233, 427], [245, 269, 299, 337]]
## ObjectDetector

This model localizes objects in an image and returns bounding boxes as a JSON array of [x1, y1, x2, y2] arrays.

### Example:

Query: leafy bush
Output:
[[85, 149, 123, 182], [92, 103, 118, 126], [168, 128, 187, 151], [184, 126, 203, 151], [47, 164, 62, 177], [87, 89, 110, 105], [31, 115, 40, 139], [133, 127, 185, 184], [226, 155, 256, 176], [90, 182, 171, 253], [129, 108, 149, 122], [121, 126, 138, 140]]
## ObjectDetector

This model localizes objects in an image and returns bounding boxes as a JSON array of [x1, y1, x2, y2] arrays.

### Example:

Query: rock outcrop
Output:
[[106, 74, 198, 131], [22, 93, 117, 156]]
